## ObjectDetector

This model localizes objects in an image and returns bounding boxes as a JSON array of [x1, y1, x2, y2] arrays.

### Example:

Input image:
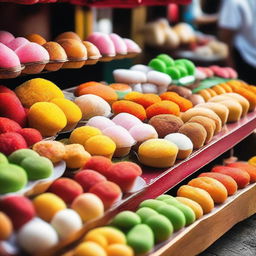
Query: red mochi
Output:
[[18, 128, 42, 147], [48, 178, 83, 204], [83, 156, 113, 177], [211, 166, 250, 189], [74, 169, 107, 192], [0, 195, 36, 230], [89, 181, 122, 209], [0, 132, 27, 155], [105, 162, 142, 192], [0, 85, 16, 96], [0, 117, 21, 134], [227, 162, 256, 183], [0, 93, 27, 127]]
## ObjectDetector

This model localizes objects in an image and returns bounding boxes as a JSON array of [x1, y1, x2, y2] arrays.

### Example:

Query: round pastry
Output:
[[75, 94, 111, 120], [75, 170, 107, 192], [71, 193, 104, 221], [206, 88, 217, 97], [33, 140, 66, 163], [0, 132, 27, 156], [212, 85, 226, 95], [112, 100, 147, 121], [148, 114, 184, 138], [75, 84, 117, 105], [199, 90, 212, 102], [17, 128, 43, 147], [168, 85, 192, 98], [15, 78, 64, 108], [74, 81, 102, 96], [74, 241, 106, 256], [0, 153, 8, 164], [130, 64, 152, 74], [187, 94, 205, 106], [0, 31, 14, 44], [51, 209, 82, 240], [0, 42, 21, 70], [64, 144, 91, 169], [89, 181, 122, 209], [113, 69, 147, 84], [0, 92, 27, 127], [0, 212, 13, 240], [149, 58, 166, 73], [7, 37, 29, 51], [109, 33, 127, 55], [141, 83, 159, 94], [0, 195, 35, 230], [55, 31, 81, 41], [124, 38, 141, 55], [48, 177, 83, 204], [164, 133, 193, 159], [69, 126, 102, 148], [146, 101, 180, 119], [85, 135, 116, 159], [57, 39, 87, 68], [181, 107, 222, 133], [105, 162, 142, 192], [187, 116, 216, 143], [0, 117, 22, 134], [82, 41, 102, 61], [217, 100, 243, 122], [25, 33, 46, 45], [51, 98, 82, 131], [43, 41, 67, 71], [112, 112, 142, 130], [17, 218, 58, 254], [131, 83, 143, 93], [33, 193, 66, 222], [178, 122, 207, 149], [195, 102, 229, 125], [87, 116, 115, 131], [138, 139, 178, 168], [103, 126, 135, 157]]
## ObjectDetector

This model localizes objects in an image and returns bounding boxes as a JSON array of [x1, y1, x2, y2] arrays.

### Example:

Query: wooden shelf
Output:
[[48, 111, 256, 256]]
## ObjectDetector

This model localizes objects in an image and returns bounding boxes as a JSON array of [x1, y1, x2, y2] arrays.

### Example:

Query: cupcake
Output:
[[103, 126, 135, 157], [148, 114, 184, 138], [138, 139, 178, 168], [164, 133, 193, 159]]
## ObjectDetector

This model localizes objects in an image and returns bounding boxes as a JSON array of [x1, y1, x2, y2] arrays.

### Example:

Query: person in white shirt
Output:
[[218, 0, 256, 84]]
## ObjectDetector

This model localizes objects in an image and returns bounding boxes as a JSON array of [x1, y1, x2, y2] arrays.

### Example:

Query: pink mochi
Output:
[[0, 43, 21, 68], [103, 125, 135, 148], [124, 38, 141, 53], [109, 33, 127, 55], [0, 31, 14, 45], [7, 37, 29, 51], [15, 42, 50, 63], [86, 116, 116, 131], [112, 113, 142, 130], [87, 32, 116, 56], [129, 123, 158, 142]]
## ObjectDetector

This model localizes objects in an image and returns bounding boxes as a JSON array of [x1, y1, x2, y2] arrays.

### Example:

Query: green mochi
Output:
[[166, 67, 181, 79], [20, 156, 53, 180], [175, 65, 188, 77], [9, 149, 39, 165], [136, 207, 159, 223], [148, 59, 166, 73], [139, 199, 166, 211], [127, 224, 154, 254], [145, 214, 173, 242], [0, 153, 8, 164], [156, 195, 177, 202], [111, 211, 141, 230], [157, 54, 174, 67], [156, 205, 186, 231], [164, 200, 196, 226], [0, 163, 27, 193], [175, 59, 195, 75]]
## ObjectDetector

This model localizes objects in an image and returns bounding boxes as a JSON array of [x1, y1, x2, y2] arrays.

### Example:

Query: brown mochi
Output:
[[148, 114, 184, 138], [178, 122, 207, 149], [195, 102, 229, 125], [187, 116, 216, 143]]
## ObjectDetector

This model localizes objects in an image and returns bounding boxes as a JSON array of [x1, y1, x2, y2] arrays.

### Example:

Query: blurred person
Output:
[[218, 0, 256, 84]]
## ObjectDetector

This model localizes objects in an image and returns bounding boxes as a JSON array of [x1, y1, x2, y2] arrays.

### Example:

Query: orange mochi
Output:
[[160, 92, 193, 112], [112, 100, 146, 121], [146, 101, 180, 119], [188, 177, 228, 204], [177, 185, 214, 214], [75, 84, 118, 105]]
